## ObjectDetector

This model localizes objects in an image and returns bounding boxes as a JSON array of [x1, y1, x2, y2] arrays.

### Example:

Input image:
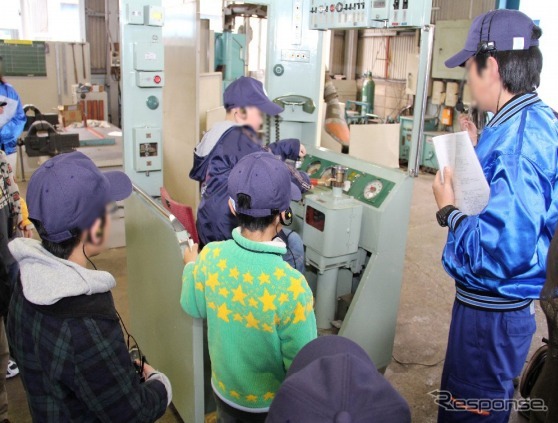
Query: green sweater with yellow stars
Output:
[[181, 228, 317, 411]]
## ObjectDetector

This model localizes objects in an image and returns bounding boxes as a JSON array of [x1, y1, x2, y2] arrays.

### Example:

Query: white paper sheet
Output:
[[0, 95, 18, 128], [433, 131, 490, 215]]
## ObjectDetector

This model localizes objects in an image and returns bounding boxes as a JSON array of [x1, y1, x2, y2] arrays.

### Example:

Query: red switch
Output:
[[154, 75, 161, 84]]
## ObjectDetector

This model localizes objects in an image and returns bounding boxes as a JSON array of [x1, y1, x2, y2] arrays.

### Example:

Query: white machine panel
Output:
[[281, 49, 311, 62], [310, 1, 376, 29], [126, 4, 144, 25], [310, 0, 430, 29], [390, 0, 427, 27], [136, 71, 165, 87], [144, 5, 165, 26], [133, 127, 162, 172], [134, 43, 164, 71], [121, 0, 165, 195], [304, 193, 363, 258]]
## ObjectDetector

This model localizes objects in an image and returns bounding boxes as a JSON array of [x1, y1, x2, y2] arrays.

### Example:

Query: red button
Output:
[[154, 75, 161, 84]]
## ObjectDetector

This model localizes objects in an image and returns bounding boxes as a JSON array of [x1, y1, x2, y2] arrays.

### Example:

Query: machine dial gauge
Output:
[[363, 180, 383, 200], [321, 166, 334, 181], [307, 160, 322, 176]]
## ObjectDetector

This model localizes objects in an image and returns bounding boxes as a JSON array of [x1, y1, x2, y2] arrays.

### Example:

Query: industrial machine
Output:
[[214, 32, 247, 89], [267, 0, 433, 370], [122, 0, 433, 420], [399, 115, 437, 162], [120, 0, 165, 196], [422, 130, 448, 172]]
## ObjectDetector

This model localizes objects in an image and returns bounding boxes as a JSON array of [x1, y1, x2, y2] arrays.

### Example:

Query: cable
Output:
[[275, 224, 296, 270], [82, 238, 146, 379], [284, 229, 296, 270], [83, 243, 97, 270], [275, 116, 280, 143], [391, 354, 445, 367], [266, 114, 271, 144]]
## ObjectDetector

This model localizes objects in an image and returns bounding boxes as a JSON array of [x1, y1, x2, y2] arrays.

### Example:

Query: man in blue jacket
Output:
[[190, 77, 310, 250], [432, 10, 558, 422], [0, 59, 26, 175]]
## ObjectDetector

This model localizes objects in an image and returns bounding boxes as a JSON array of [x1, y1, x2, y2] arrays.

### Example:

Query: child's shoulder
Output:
[[221, 125, 260, 147], [198, 240, 233, 261], [269, 259, 307, 287]]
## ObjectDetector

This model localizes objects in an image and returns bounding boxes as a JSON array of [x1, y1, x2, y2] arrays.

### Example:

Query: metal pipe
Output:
[[384, 36, 390, 79], [55, 44, 63, 105], [133, 183, 171, 220], [408, 25, 435, 177], [315, 268, 340, 329], [343, 30, 358, 80]]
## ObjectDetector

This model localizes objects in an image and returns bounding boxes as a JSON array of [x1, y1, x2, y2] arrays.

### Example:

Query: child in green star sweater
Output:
[[181, 152, 316, 422]]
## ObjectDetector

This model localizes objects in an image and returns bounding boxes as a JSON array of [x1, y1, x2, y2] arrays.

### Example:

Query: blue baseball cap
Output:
[[446, 10, 540, 68], [27, 152, 132, 242], [227, 152, 301, 217], [224, 76, 284, 116], [267, 336, 411, 423]]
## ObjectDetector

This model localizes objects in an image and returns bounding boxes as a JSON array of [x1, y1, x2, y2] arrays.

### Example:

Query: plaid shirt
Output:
[[7, 280, 168, 422], [0, 150, 21, 219]]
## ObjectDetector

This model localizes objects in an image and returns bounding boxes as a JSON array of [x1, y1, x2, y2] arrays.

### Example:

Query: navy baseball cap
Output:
[[446, 10, 540, 68], [267, 336, 411, 423], [224, 76, 283, 116], [228, 152, 301, 218], [27, 152, 132, 242]]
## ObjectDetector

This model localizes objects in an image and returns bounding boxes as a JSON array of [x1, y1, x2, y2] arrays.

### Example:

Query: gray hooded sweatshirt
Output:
[[8, 237, 173, 404], [9, 237, 116, 306]]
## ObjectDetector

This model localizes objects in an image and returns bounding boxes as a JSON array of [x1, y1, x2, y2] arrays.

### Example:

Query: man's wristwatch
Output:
[[436, 205, 458, 227]]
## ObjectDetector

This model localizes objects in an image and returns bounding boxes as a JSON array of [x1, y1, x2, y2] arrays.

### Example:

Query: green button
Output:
[[146, 95, 159, 110]]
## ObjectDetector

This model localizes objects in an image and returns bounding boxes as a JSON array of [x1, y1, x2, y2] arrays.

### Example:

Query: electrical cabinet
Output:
[[133, 127, 162, 172], [144, 5, 164, 26], [309, 0, 431, 30], [399, 116, 437, 161], [134, 43, 164, 71], [432, 20, 472, 80], [304, 194, 363, 258], [121, 0, 165, 195], [126, 4, 144, 24], [422, 131, 447, 171], [136, 71, 165, 87]]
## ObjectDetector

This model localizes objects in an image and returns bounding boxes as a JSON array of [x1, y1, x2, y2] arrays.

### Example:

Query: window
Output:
[[0, 1, 21, 39], [7, 0, 84, 42]]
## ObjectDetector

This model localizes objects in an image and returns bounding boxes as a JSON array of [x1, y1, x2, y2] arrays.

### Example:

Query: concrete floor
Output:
[[6, 173, 547, 422]]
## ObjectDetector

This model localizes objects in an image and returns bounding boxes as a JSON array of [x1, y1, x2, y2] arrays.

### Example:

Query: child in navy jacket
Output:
[[190, 77, 311, 248]]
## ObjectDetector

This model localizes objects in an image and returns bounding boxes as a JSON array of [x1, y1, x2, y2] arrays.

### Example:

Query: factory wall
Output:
[[8, 42, 91, 114], [330, 0, 496, 119], [85, 0, 120, 126]]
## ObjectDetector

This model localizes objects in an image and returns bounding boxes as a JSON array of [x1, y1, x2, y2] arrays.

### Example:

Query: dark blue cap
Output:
[[227, 152, 301, 218], [224, 76, 283, 116], [267, 336, 411, 423], [27, 151, 132, 242], [446, 10, 540, 68]]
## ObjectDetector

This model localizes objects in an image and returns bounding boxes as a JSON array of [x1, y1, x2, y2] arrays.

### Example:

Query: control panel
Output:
[[309, 0, 430, 30], [299, 155, 395, 208], [133, 127, 162, 172], [265, 0, 324, 138], [120, 0, 165, 196], [304, 193, 363, 258]]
